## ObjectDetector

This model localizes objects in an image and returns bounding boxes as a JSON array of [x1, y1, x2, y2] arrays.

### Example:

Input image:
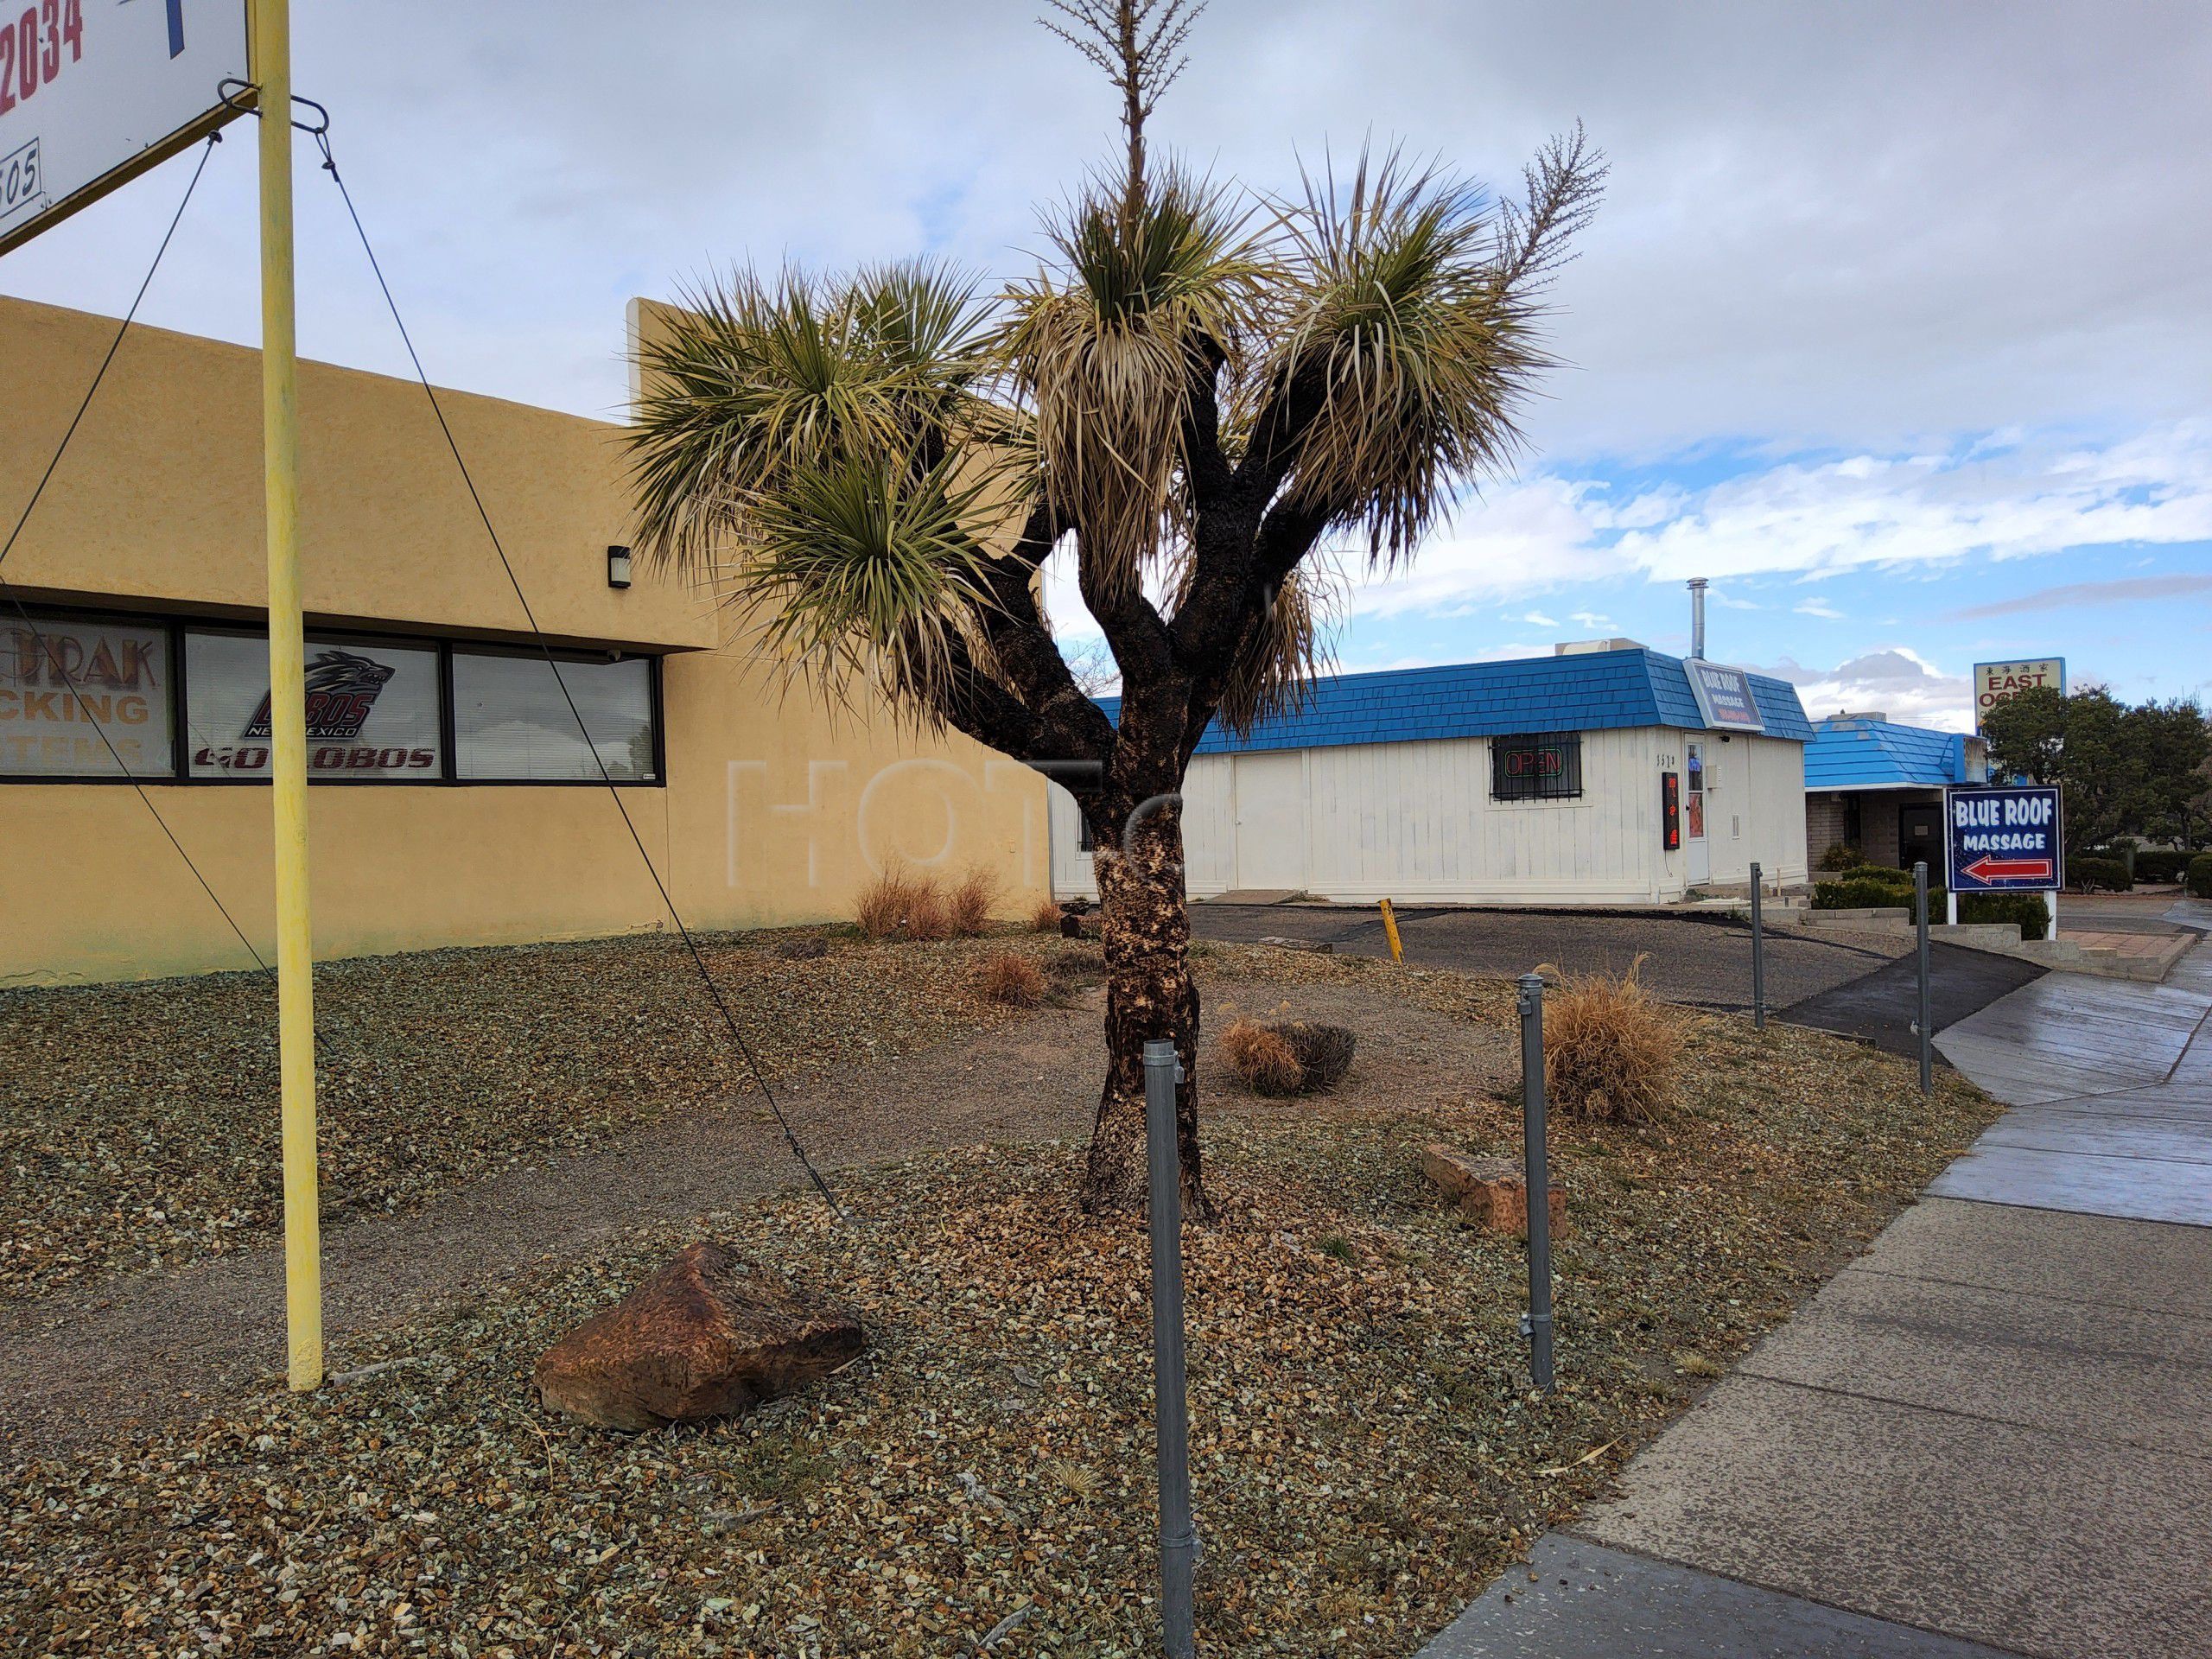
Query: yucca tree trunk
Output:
[[1082, 796, 1209, 1220]]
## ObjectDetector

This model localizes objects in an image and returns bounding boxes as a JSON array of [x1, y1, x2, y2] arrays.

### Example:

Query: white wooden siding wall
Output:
[[1750, 734, 1809, 885], [1681, 731, 1808, 889], [1047, 755, 1235, 901], [1297, 730, 1663, 903], [1049, 728, 1808, 904]]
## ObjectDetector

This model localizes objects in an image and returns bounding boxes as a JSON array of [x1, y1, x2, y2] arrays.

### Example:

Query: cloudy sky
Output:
[[8, 1, 2209, 730]]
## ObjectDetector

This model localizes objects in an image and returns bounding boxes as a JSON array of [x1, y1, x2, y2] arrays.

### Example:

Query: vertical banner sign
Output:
[[1972, 658, 2066, 732], [0, 0, 249, 255], [1661, 770, 1681, 850], [1945, 785, 2063, 893]]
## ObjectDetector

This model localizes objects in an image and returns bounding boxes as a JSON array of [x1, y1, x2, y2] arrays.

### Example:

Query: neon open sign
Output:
[[1503, 745, 1568, 777]]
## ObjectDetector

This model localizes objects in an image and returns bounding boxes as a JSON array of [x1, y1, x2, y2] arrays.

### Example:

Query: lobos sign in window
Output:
[[0, 615, 173, 776], [186, 632, 442, 779]]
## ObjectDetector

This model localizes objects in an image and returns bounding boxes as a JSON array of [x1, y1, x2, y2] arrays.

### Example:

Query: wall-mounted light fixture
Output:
[[606, 544, 633, 589]]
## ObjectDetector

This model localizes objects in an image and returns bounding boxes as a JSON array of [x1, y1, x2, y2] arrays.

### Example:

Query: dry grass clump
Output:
[[1030, 896, 1065, 933], [855, 865, 950, 942], [946, 866, 1000, 936], [1222, 1019, 1305, 1095], [1221, 1012, 1359, 1097], [978, 953, 1049, 1007], [1541, 956, 1683, 1122]]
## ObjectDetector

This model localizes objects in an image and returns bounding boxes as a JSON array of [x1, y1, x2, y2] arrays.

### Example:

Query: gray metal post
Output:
[[1748, 861, 1766, 1031], [1915, 861, 1934, 1095], [1516, 974, 1555, 1390], [1142, 1039, 1198, 1659]]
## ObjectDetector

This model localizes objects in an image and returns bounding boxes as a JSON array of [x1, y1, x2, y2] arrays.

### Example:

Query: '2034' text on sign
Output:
[[1944, 785, 2063, 893], [0, 1, 86, 119]]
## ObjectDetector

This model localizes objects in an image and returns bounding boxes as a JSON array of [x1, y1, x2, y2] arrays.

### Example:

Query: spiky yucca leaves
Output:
[[724, 451, 999, 719], [1212, 563, 1337, 735], [1004, 166, 1265, 601], [1265, 148, 1584, 564], [629, 262, 997, 573]]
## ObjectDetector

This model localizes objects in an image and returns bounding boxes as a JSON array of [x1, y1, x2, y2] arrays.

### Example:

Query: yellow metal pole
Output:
[[255, 0, 321, 1391], [1378, 897, 1405, 965]]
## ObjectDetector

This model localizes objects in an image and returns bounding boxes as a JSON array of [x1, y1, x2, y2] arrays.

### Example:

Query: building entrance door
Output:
[[1899, 801, 1942, 873], [1685, 740, 1710, 885]]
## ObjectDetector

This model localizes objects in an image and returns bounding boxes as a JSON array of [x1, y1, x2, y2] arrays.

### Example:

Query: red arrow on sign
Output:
[[1962, 854, 2053, 882]]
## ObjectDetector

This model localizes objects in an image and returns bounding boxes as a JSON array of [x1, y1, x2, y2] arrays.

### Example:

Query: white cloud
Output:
[[1522, 610, 1560, 628], [1794, 598, 1846, 619], [1570, 610, 1615, 630], [1611, 427, 2212, 585], [1338, 423, 2212, 615], [1767, 647, 1974, 731]]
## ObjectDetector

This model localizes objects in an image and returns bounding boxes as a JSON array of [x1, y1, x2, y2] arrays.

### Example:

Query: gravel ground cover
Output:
[[0, 931, 1014, 1301], [0, 962, 2000, 1658]]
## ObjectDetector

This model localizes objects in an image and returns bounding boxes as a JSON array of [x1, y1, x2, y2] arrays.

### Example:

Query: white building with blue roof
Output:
[[1052, 639, 1815, 906], [1803, 714, 1990, 874]]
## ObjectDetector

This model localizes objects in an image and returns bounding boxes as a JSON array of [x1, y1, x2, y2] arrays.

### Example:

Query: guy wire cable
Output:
[[298, 109, 845, 1218], [0, 133, 279, 985]]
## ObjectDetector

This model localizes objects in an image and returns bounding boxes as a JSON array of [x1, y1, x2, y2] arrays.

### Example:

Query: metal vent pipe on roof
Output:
[[1688, 578, 1708, 659]]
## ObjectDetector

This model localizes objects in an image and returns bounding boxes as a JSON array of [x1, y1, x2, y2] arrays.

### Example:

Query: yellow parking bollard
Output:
[[1378, 897, 1405, 965]]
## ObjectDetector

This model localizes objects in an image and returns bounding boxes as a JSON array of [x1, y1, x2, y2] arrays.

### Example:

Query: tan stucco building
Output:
[[0, 297, 1048, 986]]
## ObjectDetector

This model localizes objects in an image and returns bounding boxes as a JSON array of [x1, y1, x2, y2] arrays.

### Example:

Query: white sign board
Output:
[[0, 0, 249, 256], [1972, 658, 2066, 731]]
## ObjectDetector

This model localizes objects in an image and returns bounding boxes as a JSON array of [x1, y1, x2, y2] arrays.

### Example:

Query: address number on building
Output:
[[0, 135, 40, 223]]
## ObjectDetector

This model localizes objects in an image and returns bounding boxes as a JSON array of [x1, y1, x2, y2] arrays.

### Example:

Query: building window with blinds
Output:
[[185, 631, 444, 781], [451, 650, 659, 783], [0, 613, 175, 779]]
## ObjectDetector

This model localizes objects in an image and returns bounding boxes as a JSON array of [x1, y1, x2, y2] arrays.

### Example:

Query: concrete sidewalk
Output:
[[1421, 940, 2212, 1659]]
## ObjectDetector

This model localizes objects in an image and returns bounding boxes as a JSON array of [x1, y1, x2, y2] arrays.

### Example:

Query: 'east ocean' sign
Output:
[[1684, 660, 1764, 733], [1944, 785, 2063, 893]]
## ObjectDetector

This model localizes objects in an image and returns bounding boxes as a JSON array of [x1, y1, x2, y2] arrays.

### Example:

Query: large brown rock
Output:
[[535, 1243, 864, 1432], [1422, 1144, 1569, 1239]]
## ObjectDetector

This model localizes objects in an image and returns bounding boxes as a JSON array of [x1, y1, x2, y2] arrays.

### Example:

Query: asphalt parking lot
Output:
[[1191, 901, 1908, 1014]]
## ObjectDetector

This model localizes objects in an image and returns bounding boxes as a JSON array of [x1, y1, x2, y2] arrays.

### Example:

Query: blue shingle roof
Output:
[[1096, 647, 1813, 754], [1804, 717, 1976, 791]]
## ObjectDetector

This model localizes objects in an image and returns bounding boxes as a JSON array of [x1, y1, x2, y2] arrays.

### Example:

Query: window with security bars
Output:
[[1490, 732, 1584, 801]]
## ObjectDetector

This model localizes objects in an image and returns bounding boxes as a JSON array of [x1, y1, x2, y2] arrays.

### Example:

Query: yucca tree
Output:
[[629, 0, 1604, 1219]]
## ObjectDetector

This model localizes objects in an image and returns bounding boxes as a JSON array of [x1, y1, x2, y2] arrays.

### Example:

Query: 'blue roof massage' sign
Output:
[[1683, 660, 1764, 733], [1944, 785, 2063, 893]]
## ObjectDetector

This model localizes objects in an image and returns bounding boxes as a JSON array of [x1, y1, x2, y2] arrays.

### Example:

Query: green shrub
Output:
[[1957, 892, 2050, 941], [2190, 853, 2212, 899], [1814, 878, 1914, 912], [1816, 842, 1864, 872], [2069, 855, 2132, 893], [2133, 850, 2191, 885]]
